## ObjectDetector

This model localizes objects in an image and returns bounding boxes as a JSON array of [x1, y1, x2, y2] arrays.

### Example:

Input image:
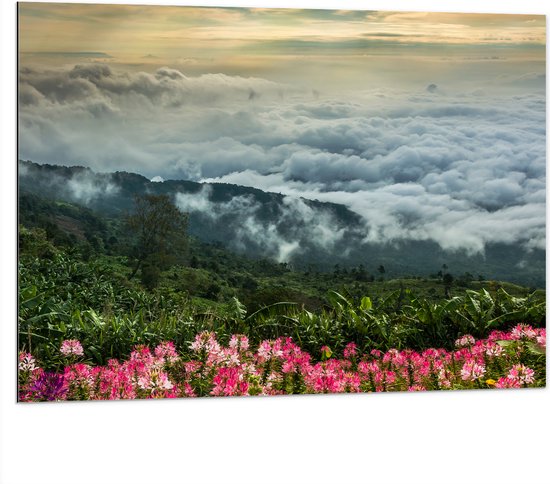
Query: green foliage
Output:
[[19, 192, 117, 255], [19, 241, 546, 369], [140, 262, 161, 290], [17, 189, 546, 370], [125, 194, 189, 287], [18, 225, 58, 259]]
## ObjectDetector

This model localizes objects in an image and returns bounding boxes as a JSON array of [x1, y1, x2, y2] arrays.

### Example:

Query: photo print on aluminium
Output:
[[17, 2, 546, 402]]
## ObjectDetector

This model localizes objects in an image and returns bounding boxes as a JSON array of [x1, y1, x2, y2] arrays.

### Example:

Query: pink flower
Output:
[[60, 340, 84, 357], [408, 385, 426, 392], [422, 348, 442, 359], [358, 361, 380, 375], [20, 324, 544, 401], [211, 366, 249, 397], [438, 369, 453, 389], [184, 361, 201, 375], [256, 341, 272, 361], [536, 329, 546, 348], [136, 369, 175, 398], [18, 352, 38, 372], [485, 342, 503, 358], [370, 349, 382, 359], [453, 348, 473, 362], [303, 360, 347, 394], [64, 363, 95, 399], [256, 340, 283, 362], [155, 372, 175, 391], [510, 324, 537, 341], [154, 341, 179, 364], [189, 332, 221, 356], [340, 360, 352, 370], [343, 342, 358, 359], [382, 349, 406, 366], [218, 348, 241, 366], [455, 335, 475, 348], [344, 372, 361, 392], [282, 360, 296, 374], [183, 382, 196, 397], [470, 342, 487, 357], [129, 346, 155, 367], [507, 364, 535, 385], [460, 360, 486, 381], [229, 334, 250, 352], [495, 377, 521, 389], [487, 330, 510, 342]]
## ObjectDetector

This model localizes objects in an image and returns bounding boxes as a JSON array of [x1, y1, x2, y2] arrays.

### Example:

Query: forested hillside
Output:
[[19, 160, 547, 287]]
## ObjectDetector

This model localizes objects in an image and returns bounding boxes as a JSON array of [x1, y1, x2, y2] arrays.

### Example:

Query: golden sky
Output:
[[19, 3, 546, 65]]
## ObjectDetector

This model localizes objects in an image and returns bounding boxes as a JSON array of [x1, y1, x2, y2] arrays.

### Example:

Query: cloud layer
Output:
[[175, 186, 352, 262], [18, 64, 546, 255]]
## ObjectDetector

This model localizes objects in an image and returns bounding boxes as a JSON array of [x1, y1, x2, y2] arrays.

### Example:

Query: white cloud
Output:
[[174, 186, 351, 261], [18, 64, 546, 255], [67, 171, 119, 204]]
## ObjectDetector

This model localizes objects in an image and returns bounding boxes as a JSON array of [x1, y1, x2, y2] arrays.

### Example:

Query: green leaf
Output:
[[321, 346, 332, 359], [360, 296, 373, 311], [18, 331, 49, 341], [327, 290, 351, 310], [245, 302, 298, 323], [24, 311, 60, 324], [526, 342, 546, 355], [87, 346, 104, 365], [496, 340, 515, 347]]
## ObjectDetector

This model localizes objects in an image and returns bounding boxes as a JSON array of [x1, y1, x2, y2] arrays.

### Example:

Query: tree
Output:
[[126, 194, 188, 287], [140, 262, 161, 291], [442, 273, 454, 298]]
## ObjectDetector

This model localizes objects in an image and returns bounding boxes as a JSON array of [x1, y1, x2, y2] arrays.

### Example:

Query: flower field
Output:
[[19, 324, 545, 401]]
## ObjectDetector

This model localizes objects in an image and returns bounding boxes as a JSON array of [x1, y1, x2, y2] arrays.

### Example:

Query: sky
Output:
[[17, 3, 546, 254]]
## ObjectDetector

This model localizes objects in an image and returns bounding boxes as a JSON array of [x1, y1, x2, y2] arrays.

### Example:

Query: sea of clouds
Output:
[[18, 64, 546, 255]]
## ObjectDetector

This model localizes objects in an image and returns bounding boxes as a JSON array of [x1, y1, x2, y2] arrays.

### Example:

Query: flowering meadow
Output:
[[18, 324, 545, 402]]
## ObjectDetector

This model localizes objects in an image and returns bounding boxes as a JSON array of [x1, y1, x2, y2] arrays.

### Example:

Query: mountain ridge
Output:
[[18, 159, 546, 287]]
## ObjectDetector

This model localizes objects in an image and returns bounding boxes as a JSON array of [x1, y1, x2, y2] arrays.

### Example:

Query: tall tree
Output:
[[126, 194, 188, 287]]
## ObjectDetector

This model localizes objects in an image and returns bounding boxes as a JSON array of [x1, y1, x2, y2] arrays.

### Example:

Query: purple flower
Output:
[[30, 372, 67, 401]]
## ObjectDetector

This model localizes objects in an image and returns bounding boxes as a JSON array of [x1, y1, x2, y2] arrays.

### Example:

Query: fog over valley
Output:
[[19, 63, 546, 256]]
